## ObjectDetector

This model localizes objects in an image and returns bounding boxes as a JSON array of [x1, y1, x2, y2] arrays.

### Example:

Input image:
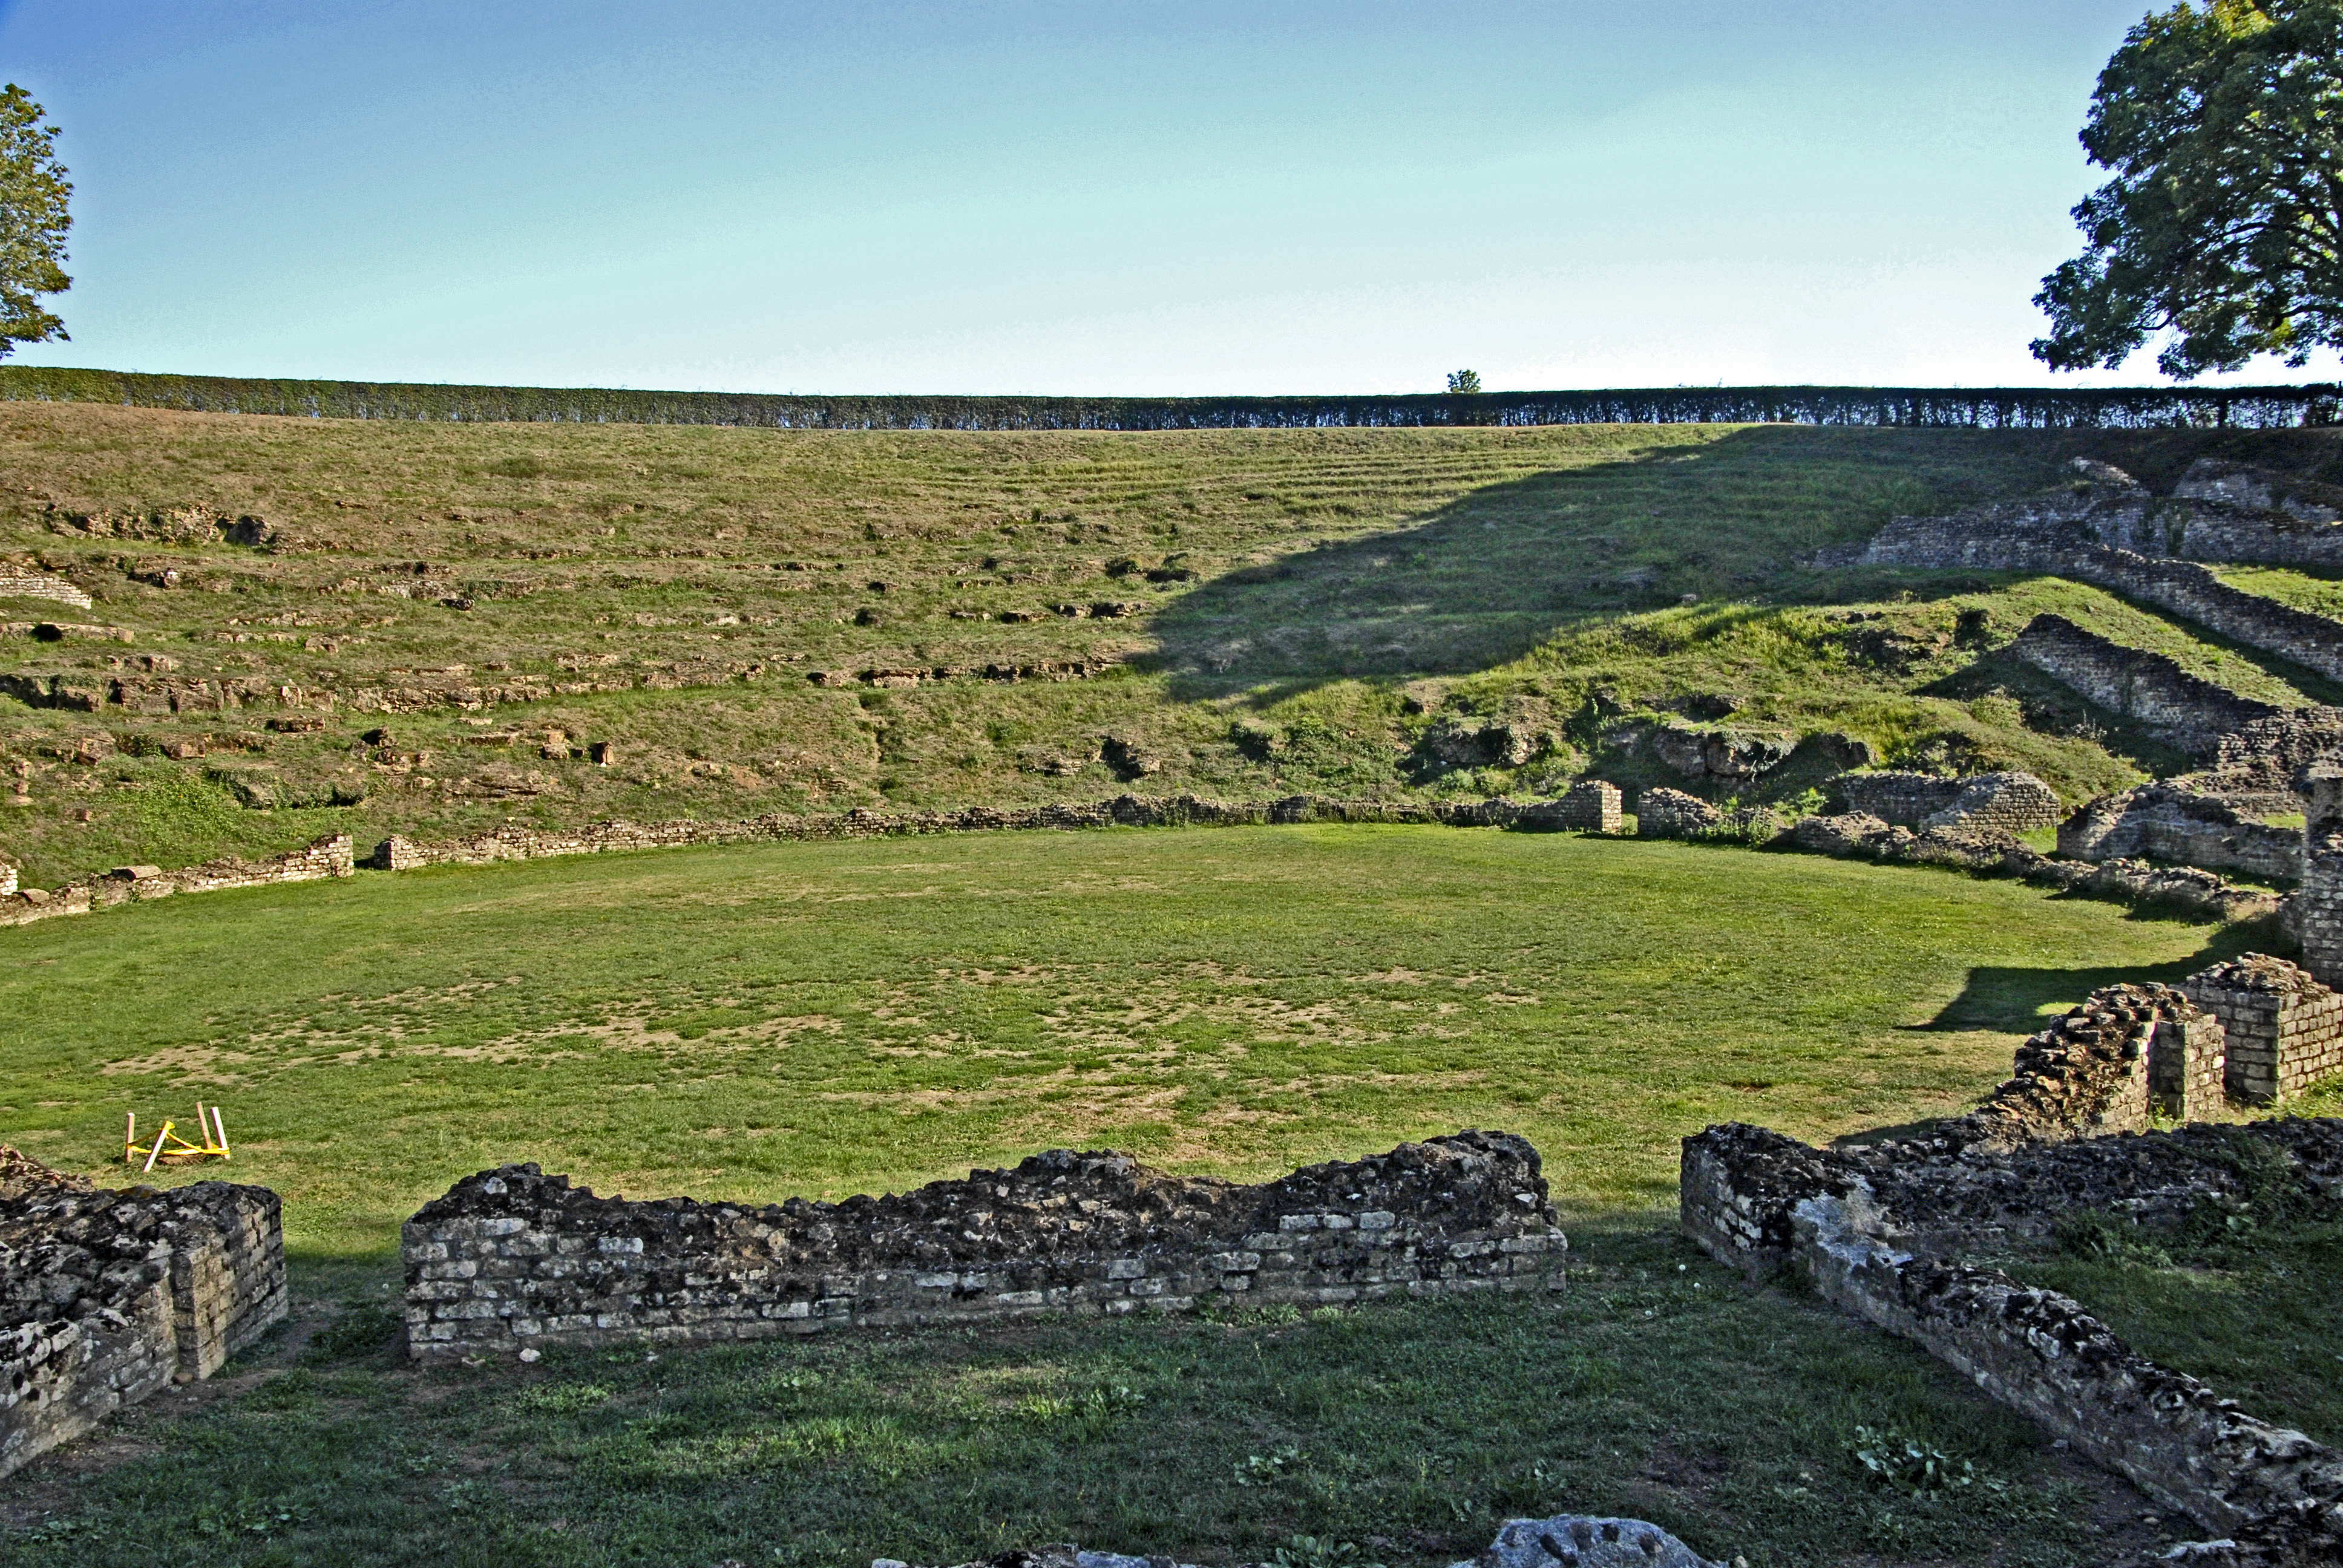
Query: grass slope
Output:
[[3, 405, 2338, 883]]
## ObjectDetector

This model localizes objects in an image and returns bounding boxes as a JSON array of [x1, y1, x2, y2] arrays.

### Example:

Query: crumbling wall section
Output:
[[402, 1133, 1567, 1361], [2302, 765, 2343, 989], [1830, 771, 2060, 834], [1631, 788, 1720, 839], [0, 570, 93, 611], [2066, 546, 2343, 685], [2058, 785, 2305, 881], [1792, 1192, 2343, 1538], [2009, 615, 2281, 753], [0, 1156, 287, 1479]]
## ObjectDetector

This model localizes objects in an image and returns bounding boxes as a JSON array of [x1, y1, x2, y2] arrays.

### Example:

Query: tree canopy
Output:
[[2032, 1, 2343, 378], [0, 83, 70, 360]]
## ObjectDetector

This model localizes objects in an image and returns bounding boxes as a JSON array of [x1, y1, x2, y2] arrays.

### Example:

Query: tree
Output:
[[2033, 1, 2343, 377], [1446, 368, 1482, 394], [0, 84, 70, 360]]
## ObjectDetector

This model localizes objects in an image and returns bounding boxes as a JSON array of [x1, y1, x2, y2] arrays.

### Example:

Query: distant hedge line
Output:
[[1, 365, 2336, 431]]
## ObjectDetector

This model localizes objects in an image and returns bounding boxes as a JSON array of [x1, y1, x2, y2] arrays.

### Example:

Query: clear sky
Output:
[[0, 1, 2327, 395]]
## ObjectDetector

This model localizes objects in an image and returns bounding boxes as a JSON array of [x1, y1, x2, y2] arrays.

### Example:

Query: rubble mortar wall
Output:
[[2059, 787, 2305, 882], [1792, 1194, 2343, 1536], [0, 1168, 286, 1480], [402, 1133, 1567, 1361], [2010, 615, 2280, 753]]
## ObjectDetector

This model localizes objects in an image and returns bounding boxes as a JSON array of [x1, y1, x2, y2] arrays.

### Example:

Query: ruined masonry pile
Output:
[[1829, 769, 2060, 835], [1682, 1117, 2343, 1555], [2058, 785, 2304, 882], [0, 1149, 286, 1479], [402, 1132, 1566, 1360]]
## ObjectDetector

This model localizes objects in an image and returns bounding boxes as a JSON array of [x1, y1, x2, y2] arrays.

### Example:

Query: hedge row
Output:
[[2, 365, 2336, 431]]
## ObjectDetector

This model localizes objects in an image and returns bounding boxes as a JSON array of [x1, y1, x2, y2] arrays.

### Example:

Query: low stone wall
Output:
[[1683, 1117, 2343, 1549], [2189, 955, 2343, 1104], [2067, 544, 2343, 686], [0, 834, 354, 930], [1785, 811, 2283, 924], [1830, 769, 2060, 834], [0, 1154, 286, 1479], [0, 570, 93, 610], [402, 1132, 1567, 1361], [2058, 785, 2305, 882], [1791, 1192, 2343, 1539], [2010, 615, 2281, 753], [367, 789, 1630, 874], [1860, 480, 2166, 570], [1631, 787, 1720, 839]]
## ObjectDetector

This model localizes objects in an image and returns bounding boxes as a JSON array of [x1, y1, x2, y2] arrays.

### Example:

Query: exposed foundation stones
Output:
[[0, 1148, 286, 1480], [0, 834, 353, 929], [1631, 787, 1719, 838], [401, 1132, 1567, 1361]]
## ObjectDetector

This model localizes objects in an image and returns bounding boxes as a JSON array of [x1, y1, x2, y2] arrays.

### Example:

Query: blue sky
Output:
[[0, 1, 2322, 394]]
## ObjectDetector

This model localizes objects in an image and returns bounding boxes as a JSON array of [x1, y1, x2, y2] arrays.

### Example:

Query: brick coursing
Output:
[[0, 1153, 286, 1479], [2189, 955, 2343, 1104], [402, 1132, 1567, 1361], [2010, 614, 2281, 753], [1830, 770, 2061, 834], [2059, 785, 2305, 882], [0, 572, 93, 611], [0, 834, 353, 930]]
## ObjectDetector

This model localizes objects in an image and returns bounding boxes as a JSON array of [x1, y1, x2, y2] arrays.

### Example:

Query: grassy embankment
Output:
[[0, 823, 2276, 1567], [4, 404, 2341, 884]]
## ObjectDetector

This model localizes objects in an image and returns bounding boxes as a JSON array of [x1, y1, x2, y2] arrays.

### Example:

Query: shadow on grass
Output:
[[1916, 921, 2273, 1036], [1141, 425, 2089, 698]]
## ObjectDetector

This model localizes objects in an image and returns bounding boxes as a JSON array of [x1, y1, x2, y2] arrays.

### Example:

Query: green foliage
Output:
[[1445, 369, 1483, 396], [1848, 1425, 2004, 1498], [0, 83, 70, 358], [2034, 1, 2343, 376]]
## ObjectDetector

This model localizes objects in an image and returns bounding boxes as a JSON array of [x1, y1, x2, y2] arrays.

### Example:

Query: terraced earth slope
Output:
[[4, 401, 2339, 884]]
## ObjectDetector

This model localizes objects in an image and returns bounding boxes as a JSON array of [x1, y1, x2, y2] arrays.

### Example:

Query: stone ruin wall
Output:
[[402, 1132, 1567, 1361], [370, 786, 1623, 872], [1829, 769, 2061, 835], [1681, 1112, 2343, 1552], [2299, 765, 2343, 990], [2058, 785, 2305, 883], [0, 1153, 287, 1480], [2071, 545, 2343, 687], [2186, 955, 2343, 1103], [2009, 614, 2280, 754], [0, 832, 353, 930], [0, 571, 94, 612]]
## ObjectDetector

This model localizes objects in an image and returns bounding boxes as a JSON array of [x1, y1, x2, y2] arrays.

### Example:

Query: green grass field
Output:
[[0, 825, 2236, 1257], [0, 823, 2247, 1566]]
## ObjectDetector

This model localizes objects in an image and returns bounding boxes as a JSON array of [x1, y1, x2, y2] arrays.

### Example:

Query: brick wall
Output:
[[402, 1133, 1567, 1362], [2186, 955, 2343, 1104], [2009, 615, 2279, 754], [2059, 785, 2305, 881], [0, 572, 93, 611], [1831, 771, 2060, 834], [0, 834, 357, 930], [0, 1163, 286, 1479]]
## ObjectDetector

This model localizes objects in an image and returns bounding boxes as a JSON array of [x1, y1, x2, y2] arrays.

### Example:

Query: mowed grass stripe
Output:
[[0, 826, 2229, 1258]]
